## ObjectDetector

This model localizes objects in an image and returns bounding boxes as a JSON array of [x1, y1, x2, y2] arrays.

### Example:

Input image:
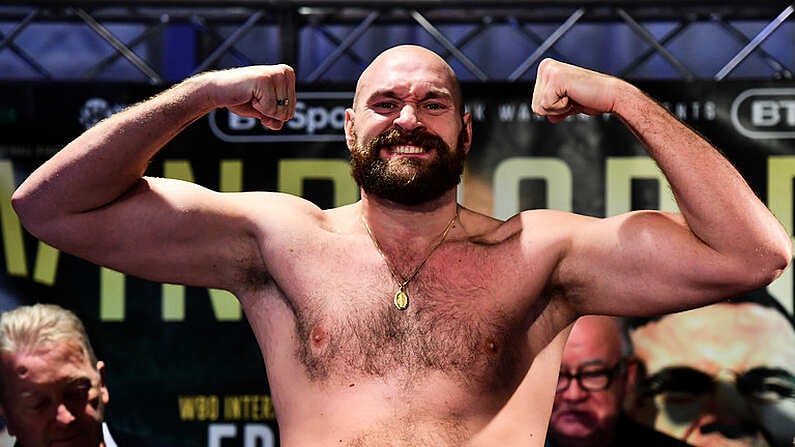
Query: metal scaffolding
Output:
[[0, 1, 793, 83]]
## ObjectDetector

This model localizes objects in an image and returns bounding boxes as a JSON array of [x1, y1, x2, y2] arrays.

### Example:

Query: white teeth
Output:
[[392, 145, 424, 154]]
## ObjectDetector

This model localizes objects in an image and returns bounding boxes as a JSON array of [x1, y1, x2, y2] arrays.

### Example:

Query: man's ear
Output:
[[621, 357, 644, 412], [626, 357, 639, 386], [344, 108, 356, 150], [97, 360, 109, 406]]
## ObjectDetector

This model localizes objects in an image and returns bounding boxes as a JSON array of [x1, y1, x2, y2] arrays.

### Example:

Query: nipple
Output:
[[310, 325, 327, 349]]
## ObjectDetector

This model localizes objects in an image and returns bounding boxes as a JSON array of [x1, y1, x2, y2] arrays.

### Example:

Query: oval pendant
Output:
[[394, 289, 409, 311]]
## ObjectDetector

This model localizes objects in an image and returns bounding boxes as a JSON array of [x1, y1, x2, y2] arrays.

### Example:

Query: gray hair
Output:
[[0, 304, 97, 400]]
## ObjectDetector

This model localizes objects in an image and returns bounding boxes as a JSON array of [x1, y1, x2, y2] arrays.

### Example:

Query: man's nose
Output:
[[709, 372, 753, 421], [560, 380, 589, 401], [394, 104, 423, 131], [54, 402, 76, 425]]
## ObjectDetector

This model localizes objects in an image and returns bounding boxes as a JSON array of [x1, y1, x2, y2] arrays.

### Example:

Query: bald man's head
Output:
[[352, 45, 464, 112]]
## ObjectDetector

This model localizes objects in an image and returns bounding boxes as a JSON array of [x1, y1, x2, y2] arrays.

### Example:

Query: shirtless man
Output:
[[10, 45, 791, 446]]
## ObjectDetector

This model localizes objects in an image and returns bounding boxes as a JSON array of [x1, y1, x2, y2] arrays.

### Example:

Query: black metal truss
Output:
[[0, 1, 793, 83]]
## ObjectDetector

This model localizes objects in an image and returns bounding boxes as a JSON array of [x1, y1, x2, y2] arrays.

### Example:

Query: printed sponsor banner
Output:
[[0, 80, 792, 446]]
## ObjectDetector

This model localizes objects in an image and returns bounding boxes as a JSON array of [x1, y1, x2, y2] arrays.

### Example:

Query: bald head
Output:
[[567, 316, 633, 359], [353, 45, 463, 112]]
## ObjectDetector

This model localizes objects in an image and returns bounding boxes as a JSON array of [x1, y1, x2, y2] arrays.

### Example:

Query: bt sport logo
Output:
[[209, 91, 351, 143], [731, 88, 795, 139]]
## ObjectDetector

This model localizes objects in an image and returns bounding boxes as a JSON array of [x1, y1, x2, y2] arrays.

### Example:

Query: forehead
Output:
[[563, 317, 623, 364], [356, 49, 457, 103], [1, 342, 94, 393], [631, 303, 795, 374]]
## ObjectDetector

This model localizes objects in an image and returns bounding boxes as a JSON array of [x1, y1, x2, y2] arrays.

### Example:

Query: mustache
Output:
[[366, 128, 449, 153]]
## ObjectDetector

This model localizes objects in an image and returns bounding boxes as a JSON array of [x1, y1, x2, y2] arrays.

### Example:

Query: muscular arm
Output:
[[12, 65, 300, 292], [531, 59, 792, 316]]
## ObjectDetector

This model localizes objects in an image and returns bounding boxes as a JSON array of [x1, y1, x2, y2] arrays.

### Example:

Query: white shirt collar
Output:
[[102, 422, 118, 447]]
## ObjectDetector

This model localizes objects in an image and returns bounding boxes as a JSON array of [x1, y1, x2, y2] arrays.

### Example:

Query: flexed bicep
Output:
[[11, 63, 308, 294], [39, 177, 264, 291], [551, 210, 755, 318]]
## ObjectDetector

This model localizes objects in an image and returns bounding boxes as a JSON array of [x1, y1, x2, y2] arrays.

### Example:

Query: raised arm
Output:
[[531, 58, 792, 316], [12, 65, 300, 292]]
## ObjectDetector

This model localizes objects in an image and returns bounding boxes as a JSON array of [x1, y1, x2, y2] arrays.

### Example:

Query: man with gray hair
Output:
[[546, 315, 689, 447], [0, 303, 160, 447]]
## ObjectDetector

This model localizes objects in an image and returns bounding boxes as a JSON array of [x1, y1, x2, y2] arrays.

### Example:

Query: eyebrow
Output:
[[567, 359, 611, 368], [66, 376, 93, 387], [19, 375, 93, 397], [641, 366, 714, 396], [367, 88, 453, 103]]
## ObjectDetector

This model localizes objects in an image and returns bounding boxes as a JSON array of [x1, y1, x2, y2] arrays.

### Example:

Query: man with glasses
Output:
[[546, 316, 689, 447], [629, 290, 795, 447]]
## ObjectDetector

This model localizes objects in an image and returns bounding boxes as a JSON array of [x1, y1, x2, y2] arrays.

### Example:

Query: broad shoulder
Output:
[[246, 197, 364, 251], [463, 208, 592, 245], [242, 191, 331, 230], [321, 201, 363, 231]]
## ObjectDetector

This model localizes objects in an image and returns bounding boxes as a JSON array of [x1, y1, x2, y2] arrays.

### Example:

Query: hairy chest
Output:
[[267, 239, 543, 392]]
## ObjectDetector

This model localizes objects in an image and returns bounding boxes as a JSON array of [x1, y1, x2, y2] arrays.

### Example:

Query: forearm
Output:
[[13, 74, 215, 227], [615, 83, 791, 275]]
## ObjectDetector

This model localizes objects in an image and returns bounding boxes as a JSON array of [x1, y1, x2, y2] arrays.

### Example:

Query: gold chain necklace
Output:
[[361, 208, 458, 311]]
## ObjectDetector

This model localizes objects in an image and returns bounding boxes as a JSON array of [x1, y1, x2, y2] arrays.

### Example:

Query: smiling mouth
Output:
[[390, 145, 426, 154]]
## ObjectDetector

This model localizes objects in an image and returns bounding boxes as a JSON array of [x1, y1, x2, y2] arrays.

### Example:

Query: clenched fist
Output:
[[205, 64, 296, 130], [532, 58, 627, 123]]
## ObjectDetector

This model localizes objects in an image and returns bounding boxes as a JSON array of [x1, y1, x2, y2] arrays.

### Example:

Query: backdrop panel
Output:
[[0, 79, 792, 446]]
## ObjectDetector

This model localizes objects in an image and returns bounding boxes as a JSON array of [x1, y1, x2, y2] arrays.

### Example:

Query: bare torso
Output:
[[237, 203, 573, 446]]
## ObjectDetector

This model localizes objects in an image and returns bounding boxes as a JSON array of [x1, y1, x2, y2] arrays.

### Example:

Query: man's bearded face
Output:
[[350, 126, 467, 206]]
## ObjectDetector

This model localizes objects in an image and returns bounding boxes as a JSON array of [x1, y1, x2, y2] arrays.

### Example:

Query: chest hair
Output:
[[291, 263, 527, 392]]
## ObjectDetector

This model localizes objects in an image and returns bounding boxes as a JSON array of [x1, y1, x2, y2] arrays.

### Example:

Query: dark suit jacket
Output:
[[13, 423, 174, 447], [107, 424, 177, 447], [109, 427, 173, 447], [546, 413, 691, 447]]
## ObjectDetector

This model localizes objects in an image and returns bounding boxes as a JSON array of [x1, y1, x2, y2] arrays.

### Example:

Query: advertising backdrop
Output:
[[0, 79, 793, 446]]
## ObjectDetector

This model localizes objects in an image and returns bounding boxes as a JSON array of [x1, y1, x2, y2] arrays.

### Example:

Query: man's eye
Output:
[[747, 381, 795, 400], [659, 389, 705, 403], [737, 367, 795, 401], [64, 391, 85, 401], [579, 370, 608, 380], [424, 102, 445, 110], [64, 384, 91, 401], [373, 102, 397, 110], [641, 366, 714, 398]]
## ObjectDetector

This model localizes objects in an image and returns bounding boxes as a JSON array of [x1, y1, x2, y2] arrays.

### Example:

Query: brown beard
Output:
[[350, 126, 467, 206]]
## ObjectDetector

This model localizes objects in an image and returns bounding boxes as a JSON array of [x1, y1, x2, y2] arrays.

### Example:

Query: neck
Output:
[[360, 189, 459, 238]]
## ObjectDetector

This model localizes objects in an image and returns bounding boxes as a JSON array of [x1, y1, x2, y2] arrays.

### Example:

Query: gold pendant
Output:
[[394, 289, 409, 311]]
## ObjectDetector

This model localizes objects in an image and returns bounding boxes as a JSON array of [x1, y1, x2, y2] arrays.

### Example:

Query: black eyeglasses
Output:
[[557, 360, 627, 392]]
